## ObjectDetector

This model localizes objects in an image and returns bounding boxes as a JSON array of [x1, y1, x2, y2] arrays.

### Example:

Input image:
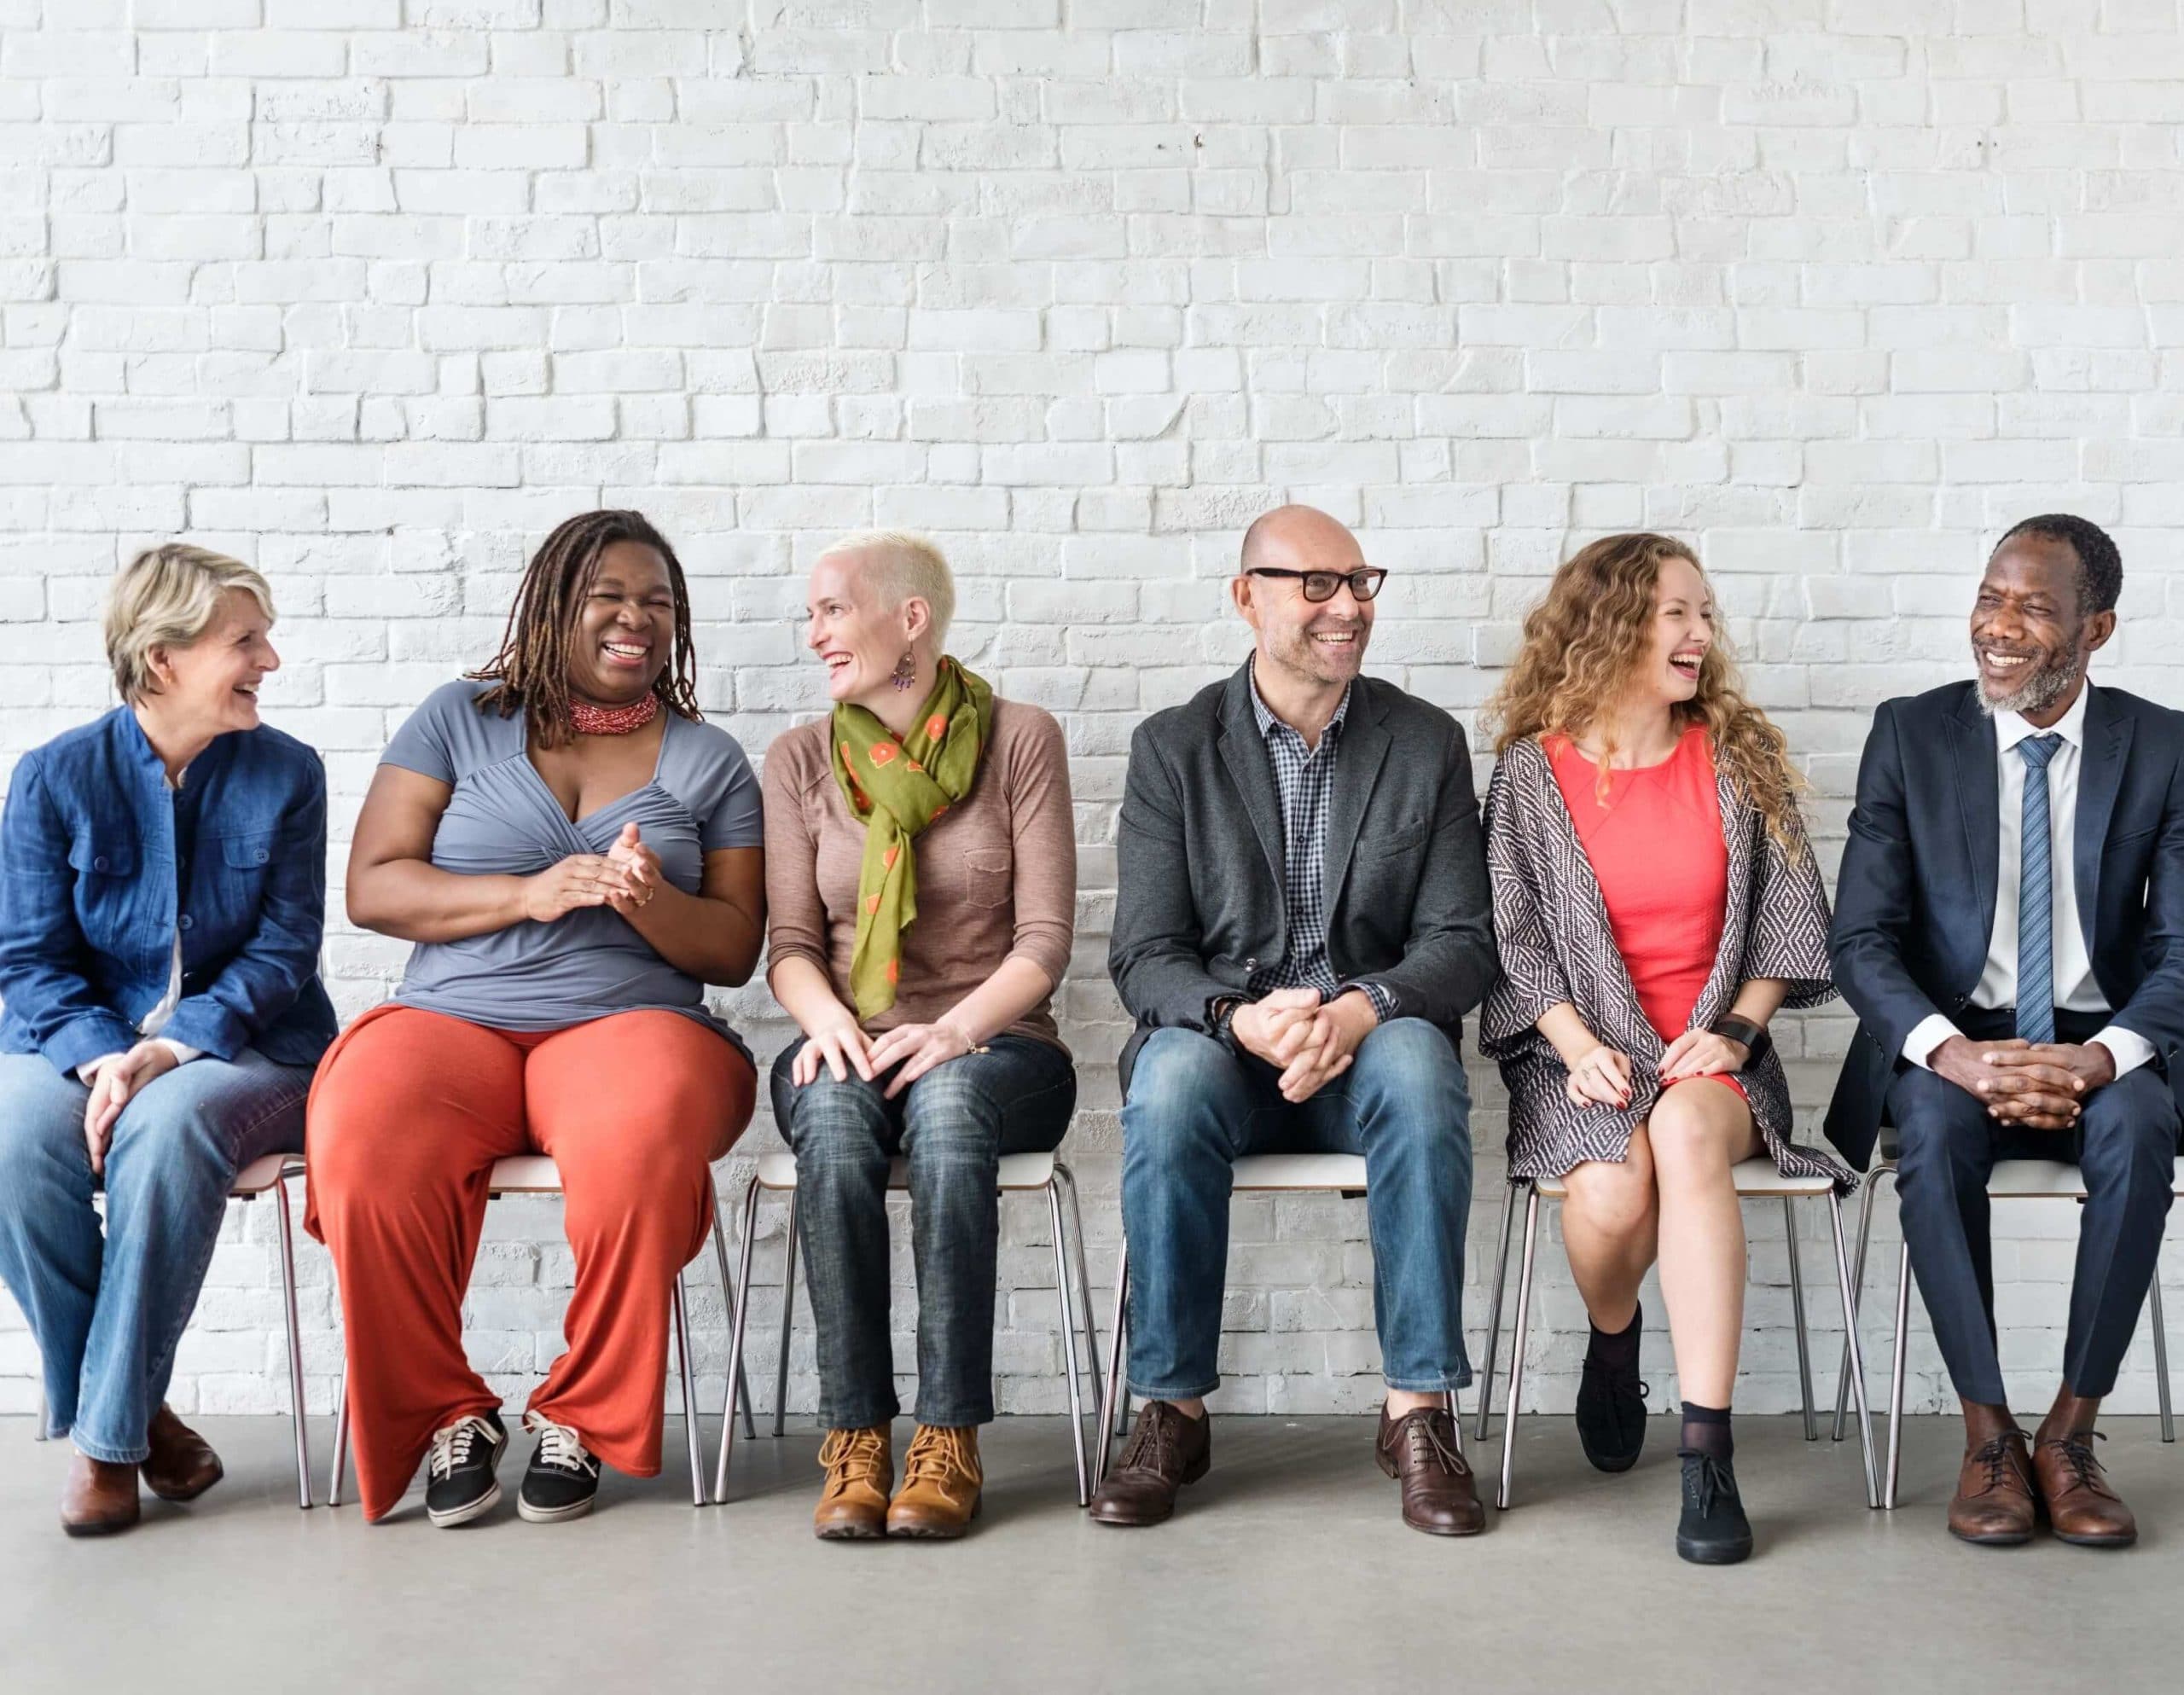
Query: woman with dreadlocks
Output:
[[306, 510, 765, 1528]]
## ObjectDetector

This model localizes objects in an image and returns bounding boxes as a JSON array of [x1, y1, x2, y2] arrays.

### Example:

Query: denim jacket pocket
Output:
[[68, 834, 136, 879], [220, 829, 278, 872]]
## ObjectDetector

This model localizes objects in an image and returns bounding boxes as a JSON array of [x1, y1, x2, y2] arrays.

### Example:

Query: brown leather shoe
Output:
[[140, 1406, 224, 1504], [2032, 1429, 2136, 1547], [61, 1452, 140, 1537], [887, 1425, 982, 1539], [1375, 1404, 1485, 1536], [1087, 1402, 1211, 1527], [1947, 1429, 2037, 1546], [812, 1426, 892, 1541]]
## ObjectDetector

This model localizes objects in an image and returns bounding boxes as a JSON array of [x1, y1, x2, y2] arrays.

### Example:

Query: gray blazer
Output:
[[1108, 661, 1497, 1092]]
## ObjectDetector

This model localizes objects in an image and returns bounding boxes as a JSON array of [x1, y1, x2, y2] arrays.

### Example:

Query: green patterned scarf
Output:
[[829, 656, 995, 1019]]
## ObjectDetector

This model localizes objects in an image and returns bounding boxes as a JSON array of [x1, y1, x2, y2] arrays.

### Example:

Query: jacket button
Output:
[[92, 856, 107, 872], [1245, 957, 1258, 970], [254, 850, 269, 864], [178, 914, 194, 931]]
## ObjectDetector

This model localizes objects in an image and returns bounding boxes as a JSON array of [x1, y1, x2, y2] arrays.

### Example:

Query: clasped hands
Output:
[[1229, 986, 1377, 1103], [521, 822, 663, 922], [80, 1040, 183, 1175], [1931, 1036, 2116, 1130], [1563, 1028, 1751, 1110]]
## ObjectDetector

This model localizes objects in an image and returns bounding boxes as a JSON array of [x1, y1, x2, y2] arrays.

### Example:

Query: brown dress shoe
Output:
[[2032, 1430, 2136, 1548], [1087, 1402, 1211, 1527], [61, 1452, 141, 1538], [813, 1426, 892, 1541], [140, 1406, 224, 1503], [887, 1425, 983, 1539], [1375, 1404, 1485, 1536], [1947, 1429, 2037, 1546]]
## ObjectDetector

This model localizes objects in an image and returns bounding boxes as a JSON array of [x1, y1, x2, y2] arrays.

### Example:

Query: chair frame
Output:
[[715, 1152, 1103, 1506], [328, 1164, 752, 1510], [32, 1153, 315, 1511], [1827, 1149, 2178, 1510], [1473, 1162, 1881, 1512]]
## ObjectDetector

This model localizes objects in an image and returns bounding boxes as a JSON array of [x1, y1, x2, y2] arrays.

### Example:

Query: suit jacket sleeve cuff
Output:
[[1902, 1013, 1961, 1071], [2091, 1025, 2157, 1078], [1338, 980, 1396, 1024]]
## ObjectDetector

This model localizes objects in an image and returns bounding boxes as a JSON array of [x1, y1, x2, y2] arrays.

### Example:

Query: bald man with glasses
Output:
[[1095, 504, 1498, 1536]]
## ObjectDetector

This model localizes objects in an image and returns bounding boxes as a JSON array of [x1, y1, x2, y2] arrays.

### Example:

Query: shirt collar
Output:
[[1993, 680, 2091, 756], [1248, 658, 1350, 746]]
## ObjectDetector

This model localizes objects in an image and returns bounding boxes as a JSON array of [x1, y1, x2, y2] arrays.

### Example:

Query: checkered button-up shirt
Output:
[[1246, 666, 1396, 1022]]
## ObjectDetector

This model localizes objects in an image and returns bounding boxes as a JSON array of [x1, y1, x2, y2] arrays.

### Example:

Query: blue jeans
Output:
[[770, 1036, 1077, 1429], [1121, 1020, 1474, 1400], [0, 1049, 310, 1462]]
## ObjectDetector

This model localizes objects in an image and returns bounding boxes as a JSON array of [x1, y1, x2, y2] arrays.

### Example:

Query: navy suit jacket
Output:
[[1825, 680, 2184, 1170]]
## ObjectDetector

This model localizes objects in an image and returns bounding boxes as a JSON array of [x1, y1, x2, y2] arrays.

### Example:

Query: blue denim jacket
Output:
[[0, 707, 337, 1076]]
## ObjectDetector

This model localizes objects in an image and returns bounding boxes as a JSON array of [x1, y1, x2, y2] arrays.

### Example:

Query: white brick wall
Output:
[[3, 2, 2182, 1427]]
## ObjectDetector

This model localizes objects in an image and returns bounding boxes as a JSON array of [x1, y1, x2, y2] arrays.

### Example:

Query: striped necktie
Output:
[[2015, 732, 2064, 1044]]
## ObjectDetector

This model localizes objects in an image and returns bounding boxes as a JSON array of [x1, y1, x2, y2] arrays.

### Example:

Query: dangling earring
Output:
[[891, 648, 918, 692]]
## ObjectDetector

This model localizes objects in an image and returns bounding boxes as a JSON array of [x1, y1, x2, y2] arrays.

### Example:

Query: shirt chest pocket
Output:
[[1368, 816, 1430, 860], [69, 834, 136, 880], [218, 829, 278, 879], [960, 847, 1011, 909]]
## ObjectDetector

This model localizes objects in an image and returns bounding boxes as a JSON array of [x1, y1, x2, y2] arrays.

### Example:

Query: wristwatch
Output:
[[1209, 995, 1244, 1047], [1709, 1013, 1771, 1066]]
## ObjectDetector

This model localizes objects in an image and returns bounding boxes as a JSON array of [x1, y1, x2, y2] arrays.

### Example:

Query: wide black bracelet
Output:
[[1709, 1013, 1771, 1066]]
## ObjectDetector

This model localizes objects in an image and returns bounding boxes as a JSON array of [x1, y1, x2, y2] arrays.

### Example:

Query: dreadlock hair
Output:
[[468, 509, 703, 747]]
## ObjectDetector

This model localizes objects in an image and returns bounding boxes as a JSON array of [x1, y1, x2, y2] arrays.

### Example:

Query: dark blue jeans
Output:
[[1887, 1006, 2178, 1405], [1120, 1019, 1474, 1400], [771, 1035, 1076, 1430]]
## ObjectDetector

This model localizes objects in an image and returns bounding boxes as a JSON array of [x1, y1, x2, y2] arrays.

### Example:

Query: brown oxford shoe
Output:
[[140, 1406, 224, 1504], [2032, 1430, 2137, 1548], [887, 1425, 983, 1539], [61, 1452, 141, 1538], [812, 1426, 892, 1541], [1947, 1428, 2037, 1546], [1375, 1403, 1485, 1537], [1087, 1402, 1210, 1528]]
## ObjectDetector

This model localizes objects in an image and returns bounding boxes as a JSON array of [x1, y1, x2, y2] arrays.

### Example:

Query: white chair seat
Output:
[[753, 1149, 1059, 1191], [1534, 1154, 1833, 1202], [485, 1154, 567, 1194], [229, 1152, 300, 1196], [1231, 1152, 1368, 1191]]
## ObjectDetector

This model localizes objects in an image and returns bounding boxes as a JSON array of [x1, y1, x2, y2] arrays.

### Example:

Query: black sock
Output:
[[1679, 1400, 1733, 1463], [1586, 1304, 1641, 1372]]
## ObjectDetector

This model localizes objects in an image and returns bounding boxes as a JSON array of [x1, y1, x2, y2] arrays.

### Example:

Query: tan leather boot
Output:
[[813, 1426, 892, 1541], [886, 1425, 981, 1539], [61, 1452, 141, 1537], [141, 1406, 224, 1503]]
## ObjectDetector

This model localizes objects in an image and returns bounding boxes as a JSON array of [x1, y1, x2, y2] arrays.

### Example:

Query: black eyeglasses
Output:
[[1245, 566, 1388, 604]]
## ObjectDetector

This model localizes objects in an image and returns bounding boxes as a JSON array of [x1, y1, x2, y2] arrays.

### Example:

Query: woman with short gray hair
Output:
[[0, 543, 336, 1535]]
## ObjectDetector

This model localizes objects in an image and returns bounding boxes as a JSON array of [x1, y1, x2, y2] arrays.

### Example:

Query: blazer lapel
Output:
[[1217, 665, 1287, 892], [2075, 685, 2131, 930], [1323, 685, 1391, 919], [1947, 688, 2001, 955]]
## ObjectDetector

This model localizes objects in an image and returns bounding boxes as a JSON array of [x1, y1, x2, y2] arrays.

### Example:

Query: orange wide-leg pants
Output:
[[305, 1005, 756, 1523]]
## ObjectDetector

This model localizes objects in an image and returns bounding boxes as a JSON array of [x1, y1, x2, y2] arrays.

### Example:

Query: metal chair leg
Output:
[[709, 1185, 755, 1442], [1093, 1242, 1130, 1494], [1832, 1167, 1884, 1441], [1827, 1193, 1880, 1509], [1056, 1165, 1104, 1418], [1496, 1187, 1542, 1512], [1047, 1181, 1091, 1506], [272, 1170, 314, 1509], [1885, 1234, 1911, 1511], [328, 1367, 349, 1508], [1785, 1195, 1816, 1441], [34, 1389, 46, 1441], [714, 1174, 763, 1503], [672, 1266, 706, 1506], [2150, 1272, 2173, 1443], [1474, 1179, 1521, 1442], [772, 1189, 799, 1437]]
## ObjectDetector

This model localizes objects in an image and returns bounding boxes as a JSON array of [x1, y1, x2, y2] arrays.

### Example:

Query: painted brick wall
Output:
[[2, 2, 2181, 1430]]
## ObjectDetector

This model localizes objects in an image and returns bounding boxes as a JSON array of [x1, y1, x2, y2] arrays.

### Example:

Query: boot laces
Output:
[[427, 1413, 497, 1483], [1968, 1428, 2031, 1494], [2041, 1428, 2115, 1497], [1398, 1408, 1470, 1477], [903, 1425, 976, 1492], [818, 1427, 889, 1500], [1118, 1403, 1176, 1475]]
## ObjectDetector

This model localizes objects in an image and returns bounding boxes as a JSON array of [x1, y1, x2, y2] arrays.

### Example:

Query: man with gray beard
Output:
[[1827, 515, 2184, 1551]]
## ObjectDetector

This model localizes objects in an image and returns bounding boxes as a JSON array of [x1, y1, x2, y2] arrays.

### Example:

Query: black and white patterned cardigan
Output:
[[1478, 734, 1855, 1193]]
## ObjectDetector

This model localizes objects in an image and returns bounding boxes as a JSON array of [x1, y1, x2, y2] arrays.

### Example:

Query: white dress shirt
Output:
[[77, 764, 202, 1085], [1904, 684, 2154, 1075]]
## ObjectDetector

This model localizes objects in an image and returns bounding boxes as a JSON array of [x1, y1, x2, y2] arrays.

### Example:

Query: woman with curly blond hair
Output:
[[1479, 532, 1847, 1565]]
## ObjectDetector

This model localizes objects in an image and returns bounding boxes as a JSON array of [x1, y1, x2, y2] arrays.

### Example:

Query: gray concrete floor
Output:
[[0, 1413, 2173, 1695]]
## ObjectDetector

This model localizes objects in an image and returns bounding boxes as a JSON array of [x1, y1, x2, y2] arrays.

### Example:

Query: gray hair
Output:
[[818, 529, 956, 647], [103, 543, 276, 704]]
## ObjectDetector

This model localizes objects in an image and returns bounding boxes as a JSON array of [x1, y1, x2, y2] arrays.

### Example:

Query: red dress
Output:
[[1548, 725, 1746, 1102]]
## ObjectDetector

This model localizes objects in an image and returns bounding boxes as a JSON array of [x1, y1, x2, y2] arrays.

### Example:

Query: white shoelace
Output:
[[427, 1413, 500, 1483], [524, 1412, 598, 1478]]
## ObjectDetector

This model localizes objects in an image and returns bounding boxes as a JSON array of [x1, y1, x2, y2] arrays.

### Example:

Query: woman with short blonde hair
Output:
[[1480, 532, 1844, 1564], [0, 543, 335, 1535]]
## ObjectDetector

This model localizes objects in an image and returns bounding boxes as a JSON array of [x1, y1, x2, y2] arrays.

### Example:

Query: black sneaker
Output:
[[424, 1411, 508, 1528], [517, 1414, 601, 1524], [1675, 1449, 1754, 1564], [1574, 1305, 1648, 1474]]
